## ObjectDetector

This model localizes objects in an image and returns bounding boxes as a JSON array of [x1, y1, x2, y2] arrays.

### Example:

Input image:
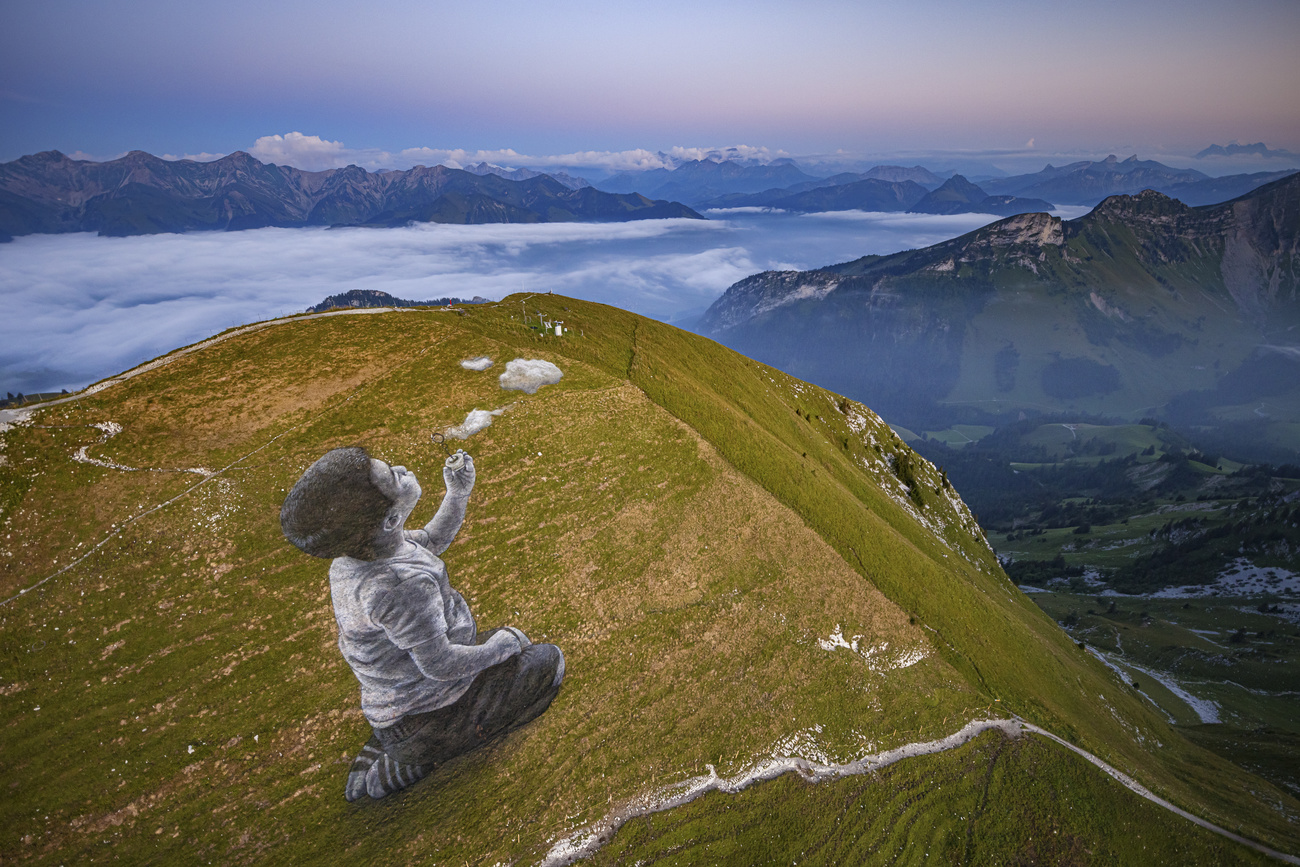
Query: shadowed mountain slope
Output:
[[0, 297, 1295, 863], [702, 173, 1300, 433], [0, 151, 701, 239], [910, 174, 1054, 217], [699, 177, 930, 212], [595, 159, 822, 205], [698, 173, 1050, 216]]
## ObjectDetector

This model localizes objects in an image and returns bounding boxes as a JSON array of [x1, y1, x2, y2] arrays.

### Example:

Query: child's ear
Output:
[[383, 508, 403, 531]]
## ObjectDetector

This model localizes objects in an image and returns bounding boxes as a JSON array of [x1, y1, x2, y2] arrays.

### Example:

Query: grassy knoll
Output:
[[0, 296, 1296, 864]]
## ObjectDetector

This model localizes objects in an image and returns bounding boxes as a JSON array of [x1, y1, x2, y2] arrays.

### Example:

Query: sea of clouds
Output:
[[0, 208, 1088, 395]]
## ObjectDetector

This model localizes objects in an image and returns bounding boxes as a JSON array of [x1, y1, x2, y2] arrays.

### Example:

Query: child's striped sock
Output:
[[364, 752, 429, 799], [344, 735, 385, 802]]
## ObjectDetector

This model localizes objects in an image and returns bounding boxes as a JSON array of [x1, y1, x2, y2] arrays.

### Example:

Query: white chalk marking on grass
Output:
[[816, 625, 930, 673], [1086, 646, 1220, 724], [1123, 659, 1221, 724], [69, 421, 212, 476], [539, 717, 1300, 866], [1, 342, 435, 608], [1086, 647, 1177, 724]]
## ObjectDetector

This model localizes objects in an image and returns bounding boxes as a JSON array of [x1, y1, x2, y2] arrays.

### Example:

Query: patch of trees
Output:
[[1005, 555, 1084, 587]]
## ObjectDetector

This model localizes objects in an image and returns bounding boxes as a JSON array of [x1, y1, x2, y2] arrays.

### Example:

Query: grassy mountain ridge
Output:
[[0, 297, 1294, 863]]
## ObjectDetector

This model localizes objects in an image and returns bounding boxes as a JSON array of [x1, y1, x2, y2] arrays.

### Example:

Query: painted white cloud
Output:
[[460, 356, 493, 371], [67, 149, 130, 163], [446, 407, 505, 439], [499, 359, 563, 394], [160, 151, 227, 163]]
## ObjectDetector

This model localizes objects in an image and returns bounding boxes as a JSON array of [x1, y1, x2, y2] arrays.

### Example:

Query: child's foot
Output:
[[364, 752, 430, 799], [345, 735, 385, 802]]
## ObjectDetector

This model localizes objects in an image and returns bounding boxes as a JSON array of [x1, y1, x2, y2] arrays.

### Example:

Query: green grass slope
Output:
[[0, 296, 1296, 864]]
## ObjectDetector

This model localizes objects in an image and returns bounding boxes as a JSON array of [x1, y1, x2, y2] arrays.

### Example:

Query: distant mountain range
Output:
[[591, 154, 1295, 214], [772, 165, 947, 195], [306, 289, 489, 313], [1196, 142, 1298, 160], [698, 173, 1052, 217], [701, 172, 1300, 437], [979, 155, 1297, 206], [462, 161, 591, 190], [594, 159, 822, 205], [0, 150, 702, 239]]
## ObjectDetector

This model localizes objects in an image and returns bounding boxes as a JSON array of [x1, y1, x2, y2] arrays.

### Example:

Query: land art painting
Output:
[[279, 356, 567, 803], [2, 298, 1296, 863]]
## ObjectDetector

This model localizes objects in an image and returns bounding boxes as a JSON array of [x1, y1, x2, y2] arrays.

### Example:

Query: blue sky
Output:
[[2, 0, 1298, 170]]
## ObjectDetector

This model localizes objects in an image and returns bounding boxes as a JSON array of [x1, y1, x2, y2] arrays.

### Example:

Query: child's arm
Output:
[[372, 573, 520, 680], [407, 629, 521, 681], [423, 451, 475, 555]]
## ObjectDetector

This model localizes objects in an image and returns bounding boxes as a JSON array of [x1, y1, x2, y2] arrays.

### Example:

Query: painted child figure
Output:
[[280, 446, 564, 801]]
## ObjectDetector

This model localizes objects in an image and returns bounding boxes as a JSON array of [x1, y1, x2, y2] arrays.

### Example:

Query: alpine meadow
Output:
[[1, 298, 1297, 863]]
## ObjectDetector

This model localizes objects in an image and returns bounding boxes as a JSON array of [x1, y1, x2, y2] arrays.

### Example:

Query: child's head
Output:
[[281, 447, 403, 560]]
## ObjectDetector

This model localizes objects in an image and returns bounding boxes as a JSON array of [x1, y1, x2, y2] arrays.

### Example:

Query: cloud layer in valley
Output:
[[0, 210, 1010, 395]]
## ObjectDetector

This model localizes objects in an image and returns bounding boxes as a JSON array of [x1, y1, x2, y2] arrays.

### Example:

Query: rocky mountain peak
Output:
[[1089, 188, 1191, 222], [121, 150, 165, 165], [26, 150, 69, 164], [982, 211, 1064, 247], [935, 174, 984, 198]]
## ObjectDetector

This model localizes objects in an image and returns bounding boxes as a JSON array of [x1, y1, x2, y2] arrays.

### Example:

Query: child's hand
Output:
[[443, 451, 475, 499]]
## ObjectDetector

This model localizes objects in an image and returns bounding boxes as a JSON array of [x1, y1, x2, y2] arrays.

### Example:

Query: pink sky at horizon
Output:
[[1, 0, 1298, 168]]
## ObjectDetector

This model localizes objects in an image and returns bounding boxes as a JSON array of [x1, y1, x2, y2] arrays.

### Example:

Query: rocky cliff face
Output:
[[0, 150, 703, 238], [701, 271, 841, 332]]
